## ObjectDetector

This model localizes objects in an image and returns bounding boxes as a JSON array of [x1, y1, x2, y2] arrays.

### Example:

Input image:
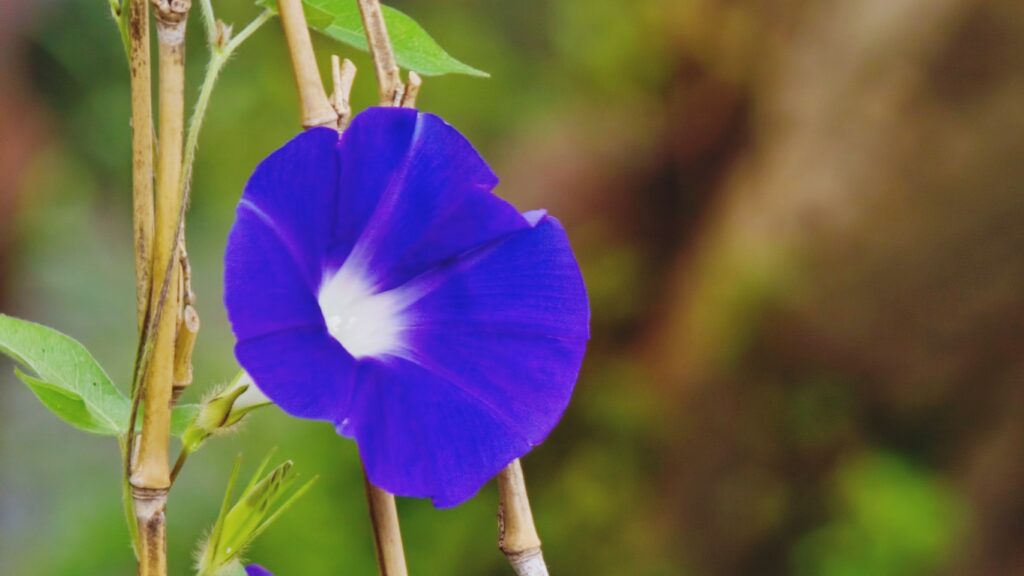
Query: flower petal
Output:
[[245, 565, 273, 576], [405, 214, 590, 341], [235, 326, 355, 424], [351, 216, 588, 505], [351, 356, 531, 507], [330, 108, 531, 290], [239, 127, 340, 285], [224, 206, 325, 342]]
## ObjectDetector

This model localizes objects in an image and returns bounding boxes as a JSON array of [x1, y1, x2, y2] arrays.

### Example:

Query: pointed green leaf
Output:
[[15, 368, 122, 434], [0, 314, 129, 435], [257, 0, 487, 77]]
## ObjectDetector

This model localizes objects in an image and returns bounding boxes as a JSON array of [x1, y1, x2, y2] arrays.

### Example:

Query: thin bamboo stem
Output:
[[363, 471, 409, 576], [498, 460, 549, 576], [276, 0, 337, 128], [356, 0, 403, 105], [128, 0, 155, 332], [132, 2, 190, 574]]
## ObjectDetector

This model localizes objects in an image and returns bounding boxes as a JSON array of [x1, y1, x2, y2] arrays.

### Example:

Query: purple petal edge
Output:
[[245, 565, 273, 576]]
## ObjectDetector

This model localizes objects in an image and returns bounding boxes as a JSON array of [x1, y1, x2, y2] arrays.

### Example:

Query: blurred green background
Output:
[[2, 0, 1023, 574]]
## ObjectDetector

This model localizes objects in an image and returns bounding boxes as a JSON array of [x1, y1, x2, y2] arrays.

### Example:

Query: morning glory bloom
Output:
[[245, 565, 273, 576], [224, 107, 589, 506]]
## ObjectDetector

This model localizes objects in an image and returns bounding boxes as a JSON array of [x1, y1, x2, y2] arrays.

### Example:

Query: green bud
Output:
[[182, 372, 273, 453], [197, 453, 317, 576]]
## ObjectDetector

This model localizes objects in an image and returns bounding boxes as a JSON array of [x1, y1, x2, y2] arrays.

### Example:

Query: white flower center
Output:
[[317, 265, 410, 359]]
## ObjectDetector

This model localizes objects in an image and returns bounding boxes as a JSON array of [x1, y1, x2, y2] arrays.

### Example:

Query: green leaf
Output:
[[172, 403, 202, 437], [0, 314, 129, 435], [16, 368, 122, 435], [258, 0, 488, 77], [0, 314, 198, 438]]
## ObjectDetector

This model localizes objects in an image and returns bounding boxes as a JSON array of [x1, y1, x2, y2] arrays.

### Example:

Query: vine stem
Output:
[[181, 8, 274, 207], [498, 460, 549, 576]]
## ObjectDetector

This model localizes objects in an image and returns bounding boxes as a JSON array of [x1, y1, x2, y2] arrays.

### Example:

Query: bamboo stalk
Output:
[[131, 2, 190, 574], [498, 460, 549, 576], [276, 0, 337, 128], [356, 0, 403, 106], [128, 0, 155, 332], [363, 471, 409, 576]]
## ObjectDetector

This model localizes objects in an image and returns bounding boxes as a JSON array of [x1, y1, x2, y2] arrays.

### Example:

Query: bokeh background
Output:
[[2, 0, 1023, 574]]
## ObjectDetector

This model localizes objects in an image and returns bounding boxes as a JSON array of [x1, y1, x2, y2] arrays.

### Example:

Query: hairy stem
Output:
[[128, 0, 154, 333], [498, 460, 549, 576], [132, 2, 191, 574], [277, 0, 337, 128], [181, 9, 273, 204]]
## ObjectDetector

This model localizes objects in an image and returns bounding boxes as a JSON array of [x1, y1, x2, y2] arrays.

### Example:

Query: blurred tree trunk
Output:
[[643, 0, 1024, 574]]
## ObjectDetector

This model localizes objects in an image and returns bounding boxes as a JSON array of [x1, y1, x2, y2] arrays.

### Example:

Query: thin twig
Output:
[[363, 470, 409, 576], [356, 0, 404, 105], [171, 303, 199, 403], [400, 72, 421, 108], [169, 448, 189, 484], [330, 55, 357, 130], [128, 0, 155, 333], [277, 0, 337, 128], [498, 460, 549, 576]]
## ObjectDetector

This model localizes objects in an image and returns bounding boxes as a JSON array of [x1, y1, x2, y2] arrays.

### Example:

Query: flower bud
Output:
[[182, 372, 272, 453]]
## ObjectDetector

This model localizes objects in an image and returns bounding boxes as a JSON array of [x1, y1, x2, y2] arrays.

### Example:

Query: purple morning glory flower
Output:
[[245, 565, 273, 576], [224, 107, 589, 507]]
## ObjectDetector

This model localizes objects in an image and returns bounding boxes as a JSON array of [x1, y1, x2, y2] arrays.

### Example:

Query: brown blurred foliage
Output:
[[498, 0, 1024, 573]]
